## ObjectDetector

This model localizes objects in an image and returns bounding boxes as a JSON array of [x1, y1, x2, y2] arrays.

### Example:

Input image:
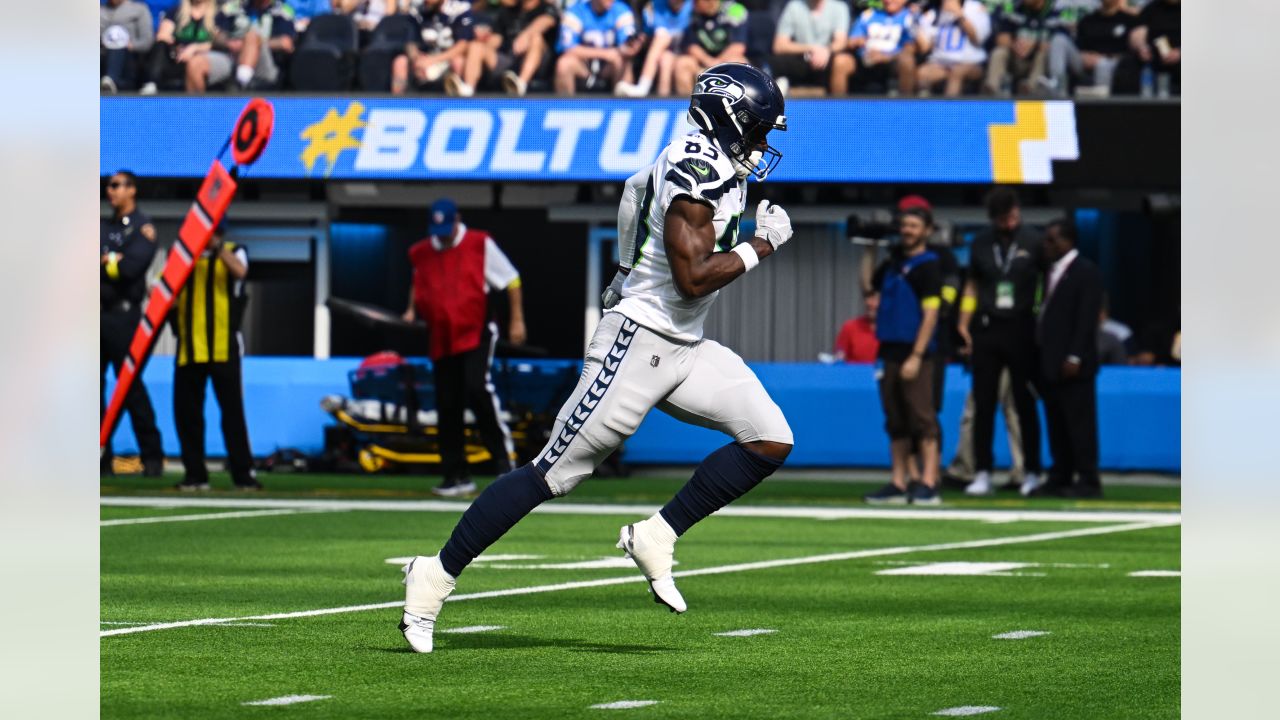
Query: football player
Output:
[[401, 62, 794, 653]]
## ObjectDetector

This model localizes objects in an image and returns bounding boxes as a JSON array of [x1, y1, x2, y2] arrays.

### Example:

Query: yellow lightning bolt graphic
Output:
[[299, 102, 367, 176], [988, 101, 1048, 184]]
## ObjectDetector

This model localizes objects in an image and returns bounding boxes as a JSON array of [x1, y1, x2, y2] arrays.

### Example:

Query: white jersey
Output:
[[919, 0, 991, 66], [610, 132, 747, 342]]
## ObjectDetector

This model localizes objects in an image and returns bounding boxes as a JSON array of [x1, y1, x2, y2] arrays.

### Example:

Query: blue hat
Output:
[[428, 198, 458, 238]]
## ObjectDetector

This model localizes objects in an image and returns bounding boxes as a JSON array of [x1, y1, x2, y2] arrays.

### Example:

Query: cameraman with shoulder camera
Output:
[[102, 170, 164, 477], [170, 225, 259, 491]]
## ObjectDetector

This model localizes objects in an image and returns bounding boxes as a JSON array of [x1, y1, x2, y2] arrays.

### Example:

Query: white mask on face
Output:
[[735, 150, 763, 179]]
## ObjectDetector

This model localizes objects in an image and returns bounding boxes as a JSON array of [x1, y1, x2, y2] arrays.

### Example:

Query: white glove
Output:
[[601, 268, 628, 309], [754, 199, 793, 251]]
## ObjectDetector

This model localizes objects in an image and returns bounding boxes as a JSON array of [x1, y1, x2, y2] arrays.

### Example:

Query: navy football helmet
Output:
[[688, 63, 787, 180]]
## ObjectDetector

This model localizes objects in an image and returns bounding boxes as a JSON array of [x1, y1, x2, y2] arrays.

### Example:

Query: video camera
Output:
[[846, 211, 958, 249]]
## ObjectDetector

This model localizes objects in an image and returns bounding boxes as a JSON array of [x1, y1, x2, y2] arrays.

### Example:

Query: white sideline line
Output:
[[100, 495, 1181, 525], [101, 509, 342, 527], [100, 521, 1164, 638], [591, 700, 660, 710]]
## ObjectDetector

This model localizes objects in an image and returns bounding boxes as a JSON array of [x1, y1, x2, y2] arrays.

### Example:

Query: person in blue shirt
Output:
[[862, 207, 945, 506], [555, 0, 640, 95], [671, 0, 747, 95], [830, 0, 916, 95], [614, 0, 691, 97]]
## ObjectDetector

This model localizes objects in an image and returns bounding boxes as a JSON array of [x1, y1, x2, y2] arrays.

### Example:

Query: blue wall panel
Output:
[[108, 358, 1179, 472]]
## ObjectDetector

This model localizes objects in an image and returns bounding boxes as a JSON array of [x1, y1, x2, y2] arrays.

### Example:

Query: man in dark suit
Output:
[[1035, 218, 1104, 498]]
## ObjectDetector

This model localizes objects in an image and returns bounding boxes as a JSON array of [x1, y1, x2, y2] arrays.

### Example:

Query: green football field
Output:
[[101, 473, 1180, 719]]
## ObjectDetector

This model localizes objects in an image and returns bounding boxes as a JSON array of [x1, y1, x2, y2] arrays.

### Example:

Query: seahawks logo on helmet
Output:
[[694, 74, 746, 102]]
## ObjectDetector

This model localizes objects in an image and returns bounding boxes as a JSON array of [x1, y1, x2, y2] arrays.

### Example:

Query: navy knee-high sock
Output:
[[439, 464, 554, 577], [659, 443, 783, 536]]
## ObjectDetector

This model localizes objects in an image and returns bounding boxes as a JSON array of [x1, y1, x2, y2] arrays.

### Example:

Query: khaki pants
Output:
[[984, 45, 1049, 94], [947, 369, 1025, 481], [878, 358, 939, 441]]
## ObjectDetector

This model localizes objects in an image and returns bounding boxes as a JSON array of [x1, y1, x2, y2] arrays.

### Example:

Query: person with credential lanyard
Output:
[[956, 187, 1043, 497]]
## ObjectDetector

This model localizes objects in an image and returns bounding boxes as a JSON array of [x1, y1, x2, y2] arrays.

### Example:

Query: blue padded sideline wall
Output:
[[107, 359, 1180, 472]]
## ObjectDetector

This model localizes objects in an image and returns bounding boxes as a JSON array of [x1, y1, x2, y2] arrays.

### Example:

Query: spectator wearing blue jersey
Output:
[[671, 0, 747, 95], [555, 0, 640, 95], [614, 0, 691, 97], [830, 0, 916, 95]]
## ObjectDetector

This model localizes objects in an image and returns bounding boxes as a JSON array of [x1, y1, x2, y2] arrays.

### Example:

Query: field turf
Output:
[[101, 473, 1179, 719]]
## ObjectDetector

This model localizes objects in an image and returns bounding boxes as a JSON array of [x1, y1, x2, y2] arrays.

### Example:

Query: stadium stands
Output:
[[103, 0, 1180, 97]]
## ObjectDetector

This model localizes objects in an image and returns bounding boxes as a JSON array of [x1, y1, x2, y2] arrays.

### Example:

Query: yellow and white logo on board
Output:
[[988, 101, 1079, 184]]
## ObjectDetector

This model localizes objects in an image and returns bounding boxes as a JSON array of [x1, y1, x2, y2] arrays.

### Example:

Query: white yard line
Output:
[[439, 625, 506, 634], [590, 701, 660, 710], [100, 521, 1165, 638], [714, 629, 777, 637], [992, 630, 1050, 640], [933, 706, 1002, 716], [101, 495, 1181, 525], [1129, 570, 1181, 577], [101, 508, 343, 527], [241, 695, 331, 706]]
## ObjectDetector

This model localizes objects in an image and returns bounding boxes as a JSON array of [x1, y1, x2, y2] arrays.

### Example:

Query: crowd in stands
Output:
[[101, 0, 1179, 97]]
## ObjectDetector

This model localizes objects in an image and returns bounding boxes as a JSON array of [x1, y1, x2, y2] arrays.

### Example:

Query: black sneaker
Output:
[[909, 483, 942, 506], [142, 459, 165, 477], [863, 483, 910, 505], [234, 479, 264, 492], [1070, 484, 1103, 499], [174, 479, 210, 492]]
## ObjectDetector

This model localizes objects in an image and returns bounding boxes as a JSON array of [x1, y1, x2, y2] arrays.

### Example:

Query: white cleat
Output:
[[1020, 473, 1045, 497], [965, 471, 994, 496], [399, 555, 456, 653], [617, 519, 687, 614]]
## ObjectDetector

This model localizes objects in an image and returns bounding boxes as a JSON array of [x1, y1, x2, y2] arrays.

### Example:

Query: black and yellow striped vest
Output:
[[176, 243, 246, 366]]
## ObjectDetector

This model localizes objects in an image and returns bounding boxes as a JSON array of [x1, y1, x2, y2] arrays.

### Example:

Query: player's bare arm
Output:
[[664, 198, 774, 300]]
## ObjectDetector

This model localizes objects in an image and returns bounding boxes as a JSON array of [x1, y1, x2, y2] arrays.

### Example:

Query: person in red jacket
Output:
[[403, 199, 527, 496], [834, 290, 880, 363]]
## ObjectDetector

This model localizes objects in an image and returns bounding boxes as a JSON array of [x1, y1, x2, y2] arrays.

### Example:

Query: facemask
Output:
[[735, 150, 763, 180]]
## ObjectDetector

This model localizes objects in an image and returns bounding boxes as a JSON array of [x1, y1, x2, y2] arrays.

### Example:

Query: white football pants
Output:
[[533, 312, 793, 495]]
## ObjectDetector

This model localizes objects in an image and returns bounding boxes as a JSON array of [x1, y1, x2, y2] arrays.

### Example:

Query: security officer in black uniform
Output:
[[956, 187, 1044, 496], [171, 224, 260, 491], [101, 170, 164, 476]]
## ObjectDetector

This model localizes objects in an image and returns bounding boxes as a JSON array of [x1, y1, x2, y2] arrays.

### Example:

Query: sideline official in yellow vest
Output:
[[171, 225, 259, 491]]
